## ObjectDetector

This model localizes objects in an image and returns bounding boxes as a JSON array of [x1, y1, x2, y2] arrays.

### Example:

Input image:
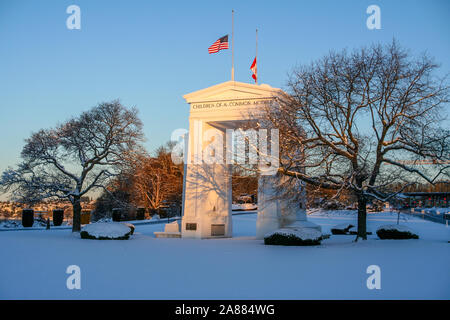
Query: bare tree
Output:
[[266, 41, 449, 240], [0, 100, 144, 232], [92, 172, 135, 221], [232, 166, 258, 202], [132, 143, 183, 210]]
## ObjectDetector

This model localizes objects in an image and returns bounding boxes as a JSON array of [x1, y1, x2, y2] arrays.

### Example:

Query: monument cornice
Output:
[[183, 80, 285, 104]]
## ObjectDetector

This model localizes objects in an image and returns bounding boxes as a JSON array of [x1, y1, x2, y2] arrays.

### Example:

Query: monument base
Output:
[[181, 212, 232, 239], [154, 221, 182, 238], [154, 232, 181, 238]]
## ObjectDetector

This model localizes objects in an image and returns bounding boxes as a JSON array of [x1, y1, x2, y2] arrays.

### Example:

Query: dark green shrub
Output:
[[136, 208, 145, 220], [112, 208, 122, 222], [331, 228, 348, 235], [331, 223, 354, 235], [22, 209, 34, 228], [377, 229, 418, 239], [376, 225, 419, 239], [264, 230, 322, 246], [158, 207, 170, 219], [80, 230, 131, 240], [52, 209, 64, 226]]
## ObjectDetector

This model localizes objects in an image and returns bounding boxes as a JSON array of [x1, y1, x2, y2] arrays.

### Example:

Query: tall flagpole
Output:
[[255, 28, 258, 84], [231, 9, 235, 81]]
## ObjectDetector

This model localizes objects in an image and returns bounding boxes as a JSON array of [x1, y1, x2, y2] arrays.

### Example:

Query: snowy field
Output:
[[0, 210, 448, 299]]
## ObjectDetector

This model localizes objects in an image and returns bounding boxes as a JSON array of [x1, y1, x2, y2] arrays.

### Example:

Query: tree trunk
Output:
[[356, 193, 367, 241], [72, 195, 82, 232]]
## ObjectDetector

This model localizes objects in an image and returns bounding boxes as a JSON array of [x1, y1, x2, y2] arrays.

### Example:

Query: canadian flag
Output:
[[250, 57, 257, 83]]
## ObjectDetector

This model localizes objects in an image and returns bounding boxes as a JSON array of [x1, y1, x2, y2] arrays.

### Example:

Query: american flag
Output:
[[208, 35, 229, 54]]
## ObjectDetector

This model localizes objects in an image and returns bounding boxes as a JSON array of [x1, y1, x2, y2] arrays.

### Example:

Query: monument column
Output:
[[256, 174, 321, 239], [278, 172, 322, 232], [256, 174, 281, 239], [181, 119, 232, 238]]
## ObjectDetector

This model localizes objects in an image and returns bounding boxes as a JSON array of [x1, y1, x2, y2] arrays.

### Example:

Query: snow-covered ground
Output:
[[0, 210, 448, 299]]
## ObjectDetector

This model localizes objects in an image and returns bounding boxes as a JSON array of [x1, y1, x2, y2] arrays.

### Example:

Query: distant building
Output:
[[395, 192, 449, 208]]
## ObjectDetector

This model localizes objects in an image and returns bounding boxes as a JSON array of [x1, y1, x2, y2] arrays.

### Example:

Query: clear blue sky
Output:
[[0, 0, 449, 175]]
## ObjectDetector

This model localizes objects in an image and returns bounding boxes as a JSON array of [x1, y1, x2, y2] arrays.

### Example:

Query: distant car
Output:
[[232, 203, 257, 211]]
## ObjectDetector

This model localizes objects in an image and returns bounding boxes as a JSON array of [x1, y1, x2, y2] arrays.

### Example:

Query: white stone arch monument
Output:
[[180, 81, 320, 239]]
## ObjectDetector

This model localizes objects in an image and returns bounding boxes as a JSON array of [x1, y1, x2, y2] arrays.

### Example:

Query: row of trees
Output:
[[392, 181, 450, 193], [0, 41, 448, 239], [94, 149, 259, 218], [94, 143, 184, 219], [0, 100, 185, 231], [0, 101, 144, 231]]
